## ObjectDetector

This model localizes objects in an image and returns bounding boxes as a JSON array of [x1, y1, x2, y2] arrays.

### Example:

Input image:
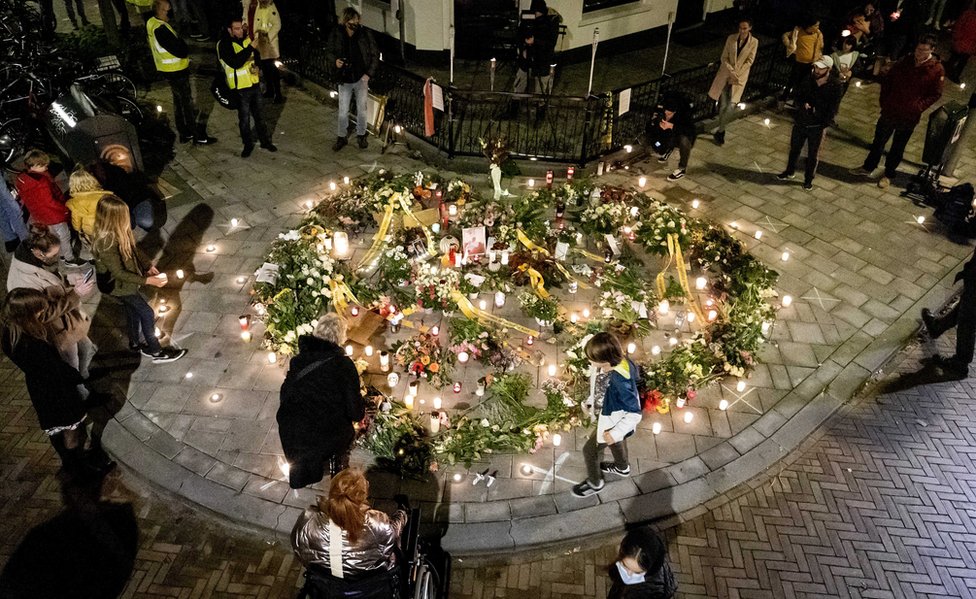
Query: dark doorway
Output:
[[674, 0, 706, 30]]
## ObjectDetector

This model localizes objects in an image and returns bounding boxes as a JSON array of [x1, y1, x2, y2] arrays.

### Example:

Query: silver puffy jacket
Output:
[[291, 506, 408, 578]]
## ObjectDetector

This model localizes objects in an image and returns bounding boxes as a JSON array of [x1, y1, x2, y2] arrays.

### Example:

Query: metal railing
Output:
[[292, 24, 791, 164]]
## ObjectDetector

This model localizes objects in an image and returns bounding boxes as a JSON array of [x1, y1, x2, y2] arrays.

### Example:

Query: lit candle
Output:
[[761, 321, 771, 334], [230, 218, 239, 228], [430, 412, 441, 433], [350, 306, 360, 317], [333, 232, 350, 258], [570, 313, 578, 324], [458, 351, 469, 363], [736, 380, 746, 392], [267, 352, 277, 364], [630, 206, 640, 218], [387, 372, 399, 388], [405, 394, 414, 408], [343, 176, 350, 185], [494, 291, 506, 307], [691, 199, 700, 209], [329, 181, 337, 191], [185, 372, 193, 379], [566, 166, 575, 180], [669, 337, 678, 346], [916, 215, 925, 224], [683, 411, 694, 423], [686, 312, 695, 323], [500, 251, 509, 266], [719, 399, 729, 410], [754, 230, 763, 240], [781, 295, 793, 307], [528, 178, 535, 188], [431, 325, 440, 336], [206, 244, 216, 253], [433, 396, 442, 409], [763, 117, 771, 126], [431, 223, 441, 234], [730, 222, 739, 229], [305, 200, 314, 210], [408, 381, 419, 397], [638, 176, 647, 188], [154, 327, 161, 338], [652, 422, 662, 434], [651, 345, 661, 355], [241, 331, 252, 342], [380, 351, 390, 370], [210, 393, 222, 403], [676, 397, 686, 408], [526, 336, 534, 346], [476, 380, 486, 396], [552, 433, 561, 446], [626, 342, 637, 355], [345, 344, 354, 356], [658, 300, 670, 315], [176, 269, 185, 280], [479, 299, 488, 310], [158, 305, 169, 314], [448, 204, 458, 217], [364, 345, 374, 357], [707, 309, 718, 321], [582, 308, 591, 319], [453, 472, 463, 482], [781, 250, 790, 261], [239, 315, 250, 330], [547, 364, 557, 377], [236, 276, 246, 284], [453, 382, 462, 393]]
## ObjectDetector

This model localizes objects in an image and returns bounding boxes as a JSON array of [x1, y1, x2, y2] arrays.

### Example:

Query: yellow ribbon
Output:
[[515, 229, 590, 290], [655, 233, 706, 325], [328, 275, 359, 312], [356, 198, 397, 270], [517, 263, 550, 299], [450, 291, 539, 337]]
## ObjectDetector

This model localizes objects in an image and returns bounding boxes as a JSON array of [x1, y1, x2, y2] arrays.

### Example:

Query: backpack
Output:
[[934, 183, 976, 237]]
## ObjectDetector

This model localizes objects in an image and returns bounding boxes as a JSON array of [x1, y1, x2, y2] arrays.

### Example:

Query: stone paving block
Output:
[[465, 501, 512, 523], [205, 462, 251, 492], [666, 457, 710, 485], [146, 429, 185, 460], [699, 442, 741, 471], [509, 495, 559, 518], [172, 445, 218, 476], [653, 432, 697, 463]]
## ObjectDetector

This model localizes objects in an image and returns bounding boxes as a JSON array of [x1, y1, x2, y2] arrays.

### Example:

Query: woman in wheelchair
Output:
[[292, 468, 408, 598]]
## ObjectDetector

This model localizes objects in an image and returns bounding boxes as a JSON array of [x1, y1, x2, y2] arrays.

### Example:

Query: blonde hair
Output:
[[92, 195, 137, 264], [319, 468, 370, 543], [340, 7, 360, 24], [69, 166, 104, 195], [313, 313, 347, 345]]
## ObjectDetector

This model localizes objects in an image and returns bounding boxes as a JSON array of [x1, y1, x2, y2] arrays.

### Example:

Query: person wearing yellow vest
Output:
[[147, 0, 217, 145], [218, 16, 277, 158]]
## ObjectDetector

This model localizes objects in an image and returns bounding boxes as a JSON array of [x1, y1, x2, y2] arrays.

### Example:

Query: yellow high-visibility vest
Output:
[[126, 0, 152, 6], [146, 18, 189, 73], [218, 38, 260, 90]]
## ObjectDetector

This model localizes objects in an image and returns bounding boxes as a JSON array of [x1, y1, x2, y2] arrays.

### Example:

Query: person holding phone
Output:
[[91, 195, 186, 364], [326, 7, 379, 152]]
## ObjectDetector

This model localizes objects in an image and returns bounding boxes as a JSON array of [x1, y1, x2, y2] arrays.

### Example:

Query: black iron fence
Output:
[[293, 27, 791, 164]]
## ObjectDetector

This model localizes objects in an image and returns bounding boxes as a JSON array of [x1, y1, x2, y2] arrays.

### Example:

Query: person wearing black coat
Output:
[[277, 314, 365, 488], [650, 92, 697, 182], [607, 526, 677, 599], [922, 246, 976, 379], [1, 288, 91, 477]]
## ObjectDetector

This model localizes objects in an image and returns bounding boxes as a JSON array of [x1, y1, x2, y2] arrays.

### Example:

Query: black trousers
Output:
[[863, 117, 916, 179], [785, 124, 827, 184], [583, 428, 629, 485], [946, 51, 971, 83], [929, 284, 976, 368], [783, 57, 810, 100], [166, 72, 200, 139], [259, 59, 281, 99], [63, 0, 87, 24], [235, 86, 271, 147]]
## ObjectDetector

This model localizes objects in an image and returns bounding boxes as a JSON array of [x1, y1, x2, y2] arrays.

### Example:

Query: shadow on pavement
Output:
[[0, 474, 138, 598]]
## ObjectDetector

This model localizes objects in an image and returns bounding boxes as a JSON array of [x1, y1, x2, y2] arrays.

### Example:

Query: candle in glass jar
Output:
[[364, 345, 374, 357], [476, 380, 486, 396], [380, 351, 390, 370], [453, 382, 462, 393], [500, 250, 509, 265], [387, 372, 399, 388], [350, 306, 360, 317], [547, 364, 557, 377], [526, 336, 534, 346], [479, 299, 488, 310], [448, 204, 458, 217], [457, 350, 469, 363], [433, 396, 443, 409], [345, 344, 354, 356], [405, 394, 414, 408], [408, 381, 419, 397], [176, 269, 185, 280], [333, 232, 350, 258], [430, 412, 441, 433], [494, 291, 506, 307]]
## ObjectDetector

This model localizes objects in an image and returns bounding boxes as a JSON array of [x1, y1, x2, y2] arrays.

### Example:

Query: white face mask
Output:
[[616, 561, 645, 585]]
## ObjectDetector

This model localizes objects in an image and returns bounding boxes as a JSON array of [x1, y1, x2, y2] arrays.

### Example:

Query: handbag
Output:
[[95, 269, 116, 295], [211, 72, 240, 110]]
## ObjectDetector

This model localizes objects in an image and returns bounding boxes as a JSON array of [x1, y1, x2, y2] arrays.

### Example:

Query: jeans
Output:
[[337, 77, 369, 137], [0, 179, 28, 244], [785, 124, 827, 184], [119, 293, 161, 354], [583, 428, 629, 485], [714, 86, 734, 134], [63, 0, 87, 25], [863, 117, 916, 179], [166, 72, 200, 139], [676, 134, 695, 169], [259, 58, 281, 99], [46, 221, 76, 261], [236, 86, 271, 147]]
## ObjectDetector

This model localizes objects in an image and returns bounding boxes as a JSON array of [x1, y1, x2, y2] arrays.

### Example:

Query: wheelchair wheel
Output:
[[412, 561, 438, 599]]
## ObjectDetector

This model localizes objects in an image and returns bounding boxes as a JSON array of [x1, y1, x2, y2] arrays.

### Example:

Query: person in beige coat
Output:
[[708, 18, 759, 146], [245, 0, 283, 102]]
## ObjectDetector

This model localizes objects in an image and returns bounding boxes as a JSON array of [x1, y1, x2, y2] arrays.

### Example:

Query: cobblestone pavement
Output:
[[4, 307, 976, 598]]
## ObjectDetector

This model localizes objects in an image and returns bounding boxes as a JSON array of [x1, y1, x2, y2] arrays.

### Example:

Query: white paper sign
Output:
[[464, 273, 486, 287], [605, 234, 620, 256], [255, 262, 280, 284], [432, 84, 445, 111], [618, 88, 631, 116], [554, 241, 569, 260]]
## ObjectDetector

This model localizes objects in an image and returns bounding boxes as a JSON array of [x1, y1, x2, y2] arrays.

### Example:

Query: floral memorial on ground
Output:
[[253, 170, 779, 477]]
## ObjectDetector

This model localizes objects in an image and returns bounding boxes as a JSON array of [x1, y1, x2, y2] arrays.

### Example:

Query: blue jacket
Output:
[[602, 359, 641, 416]]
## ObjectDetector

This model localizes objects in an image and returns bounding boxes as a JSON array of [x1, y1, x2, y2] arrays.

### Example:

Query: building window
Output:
[[582, 0, 639, 13]]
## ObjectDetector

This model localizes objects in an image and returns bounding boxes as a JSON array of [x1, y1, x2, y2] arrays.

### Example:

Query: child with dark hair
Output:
[[572, 332, 643, 498], [607, 526, 677, 598]]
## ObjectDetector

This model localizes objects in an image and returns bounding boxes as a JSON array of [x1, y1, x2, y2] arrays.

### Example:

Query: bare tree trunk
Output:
[[98, 0, 120, 46]]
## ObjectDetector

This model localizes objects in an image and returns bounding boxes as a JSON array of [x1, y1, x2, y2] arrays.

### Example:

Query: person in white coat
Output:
[[708, 18, 759, 146], [245, 0, 283, 102]]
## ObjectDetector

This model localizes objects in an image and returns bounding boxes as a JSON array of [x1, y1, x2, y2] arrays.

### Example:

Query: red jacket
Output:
[[15, 170, 69, 226], [953, 10, 976, 56], [879, 55, 945, 126]]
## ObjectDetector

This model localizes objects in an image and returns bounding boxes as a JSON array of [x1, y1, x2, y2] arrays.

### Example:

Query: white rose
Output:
[[306, 277, 315, 285], [480, 418, 490, 427]]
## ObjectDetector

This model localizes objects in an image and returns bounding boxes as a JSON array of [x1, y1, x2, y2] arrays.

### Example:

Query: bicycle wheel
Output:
[[111, 95, 144, 126], [0, 117, 39, 171], [97, 69, 139, 100]]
